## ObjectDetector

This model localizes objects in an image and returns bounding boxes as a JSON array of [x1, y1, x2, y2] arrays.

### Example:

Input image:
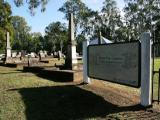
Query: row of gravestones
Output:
[[5, 31, 67, 62], [10, 50, 64, 59], [10, 51, 47, 58], [3, 50, 46, 64]]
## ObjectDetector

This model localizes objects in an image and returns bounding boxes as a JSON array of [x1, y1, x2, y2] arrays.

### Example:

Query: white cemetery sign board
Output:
[[88, 41, 141, 87]]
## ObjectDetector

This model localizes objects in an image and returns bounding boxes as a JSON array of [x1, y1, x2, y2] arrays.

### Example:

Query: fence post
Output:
[[158, 69, 160, 104], [83, 40, 91, 84], [140, 32, 152, 107]]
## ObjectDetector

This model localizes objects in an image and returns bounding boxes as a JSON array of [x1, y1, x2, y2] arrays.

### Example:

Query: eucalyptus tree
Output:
[[0, 0, 13, 50], [44, 21, 68, 53], [76, 34, 86, 54], [14, 0, 49, 15], [59, 0, 91, 37], [124, 0, 160, 41], [98, 0, 122, 41], [124, 0, 160, 56], [29, 32, 43, 52], [11, 16, 31, 51]]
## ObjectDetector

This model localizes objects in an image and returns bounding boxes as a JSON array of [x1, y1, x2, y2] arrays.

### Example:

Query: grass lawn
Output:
[[153, 58, 160, 100], [0, 67, 58, 120], [0, 58, 160, 120]]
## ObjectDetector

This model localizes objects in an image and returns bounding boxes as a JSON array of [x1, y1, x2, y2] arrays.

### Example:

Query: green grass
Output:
[[153, 58, 160, 100], [154, 58, 160, 71], [0, 66, 116, 120], [0, 67, 58, 120], [0, 66, 128, 120]]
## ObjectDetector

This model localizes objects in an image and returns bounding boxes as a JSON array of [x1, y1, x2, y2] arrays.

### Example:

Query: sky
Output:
[[7, 0, 125, 35]]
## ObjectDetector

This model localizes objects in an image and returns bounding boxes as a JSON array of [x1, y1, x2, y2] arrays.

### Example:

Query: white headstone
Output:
[[16, 52, 21, 58], [12, 52, 17, 58], [39, 51, 45, 58], [30, 52, 35, 58], [58, 51, 62, 59], [44, 51, 47, 56]]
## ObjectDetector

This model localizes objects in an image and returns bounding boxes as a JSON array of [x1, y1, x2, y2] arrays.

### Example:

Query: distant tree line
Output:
[[0, 0, 160, 56]]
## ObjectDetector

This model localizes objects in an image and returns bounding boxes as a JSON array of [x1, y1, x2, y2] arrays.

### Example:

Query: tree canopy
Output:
[[0, 0, 14, 50], [11, 16, 31, 51], [14, 0, 49, 15], [124, 0, 160, 41], [44, 21, 68, 53]]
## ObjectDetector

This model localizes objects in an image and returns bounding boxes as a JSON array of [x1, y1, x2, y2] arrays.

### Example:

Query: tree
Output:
[[124, 0, 160, 41], [59, 0, 91, 36], [44, 21, 68, 53], [28, 32, 43, 52], [0, 0, 14, 50], [76, 34, 86, 54], [123, 0, 160, 56], [79, 0, 123, 42], [101, 0, 123, 41], [11, 16, 31, 51], [79, 9, 97, 37], [14, 0, 49, 15]]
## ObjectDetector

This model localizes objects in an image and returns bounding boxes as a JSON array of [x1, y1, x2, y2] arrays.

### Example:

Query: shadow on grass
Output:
[[8, 85, 151, 120], [35, 72, 74, 82], [23, 66, 81, 82]]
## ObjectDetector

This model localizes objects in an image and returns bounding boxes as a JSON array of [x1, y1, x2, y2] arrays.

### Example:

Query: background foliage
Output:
[[0, 0, 160, 56]]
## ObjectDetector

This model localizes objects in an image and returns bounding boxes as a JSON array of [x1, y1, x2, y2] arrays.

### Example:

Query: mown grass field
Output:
[[153, 58, 160, 100], [0, 58, 160, 120], [0, 67, 57, 120]]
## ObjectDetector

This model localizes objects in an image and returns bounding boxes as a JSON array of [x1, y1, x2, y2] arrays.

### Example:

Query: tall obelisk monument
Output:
[[5, 31, 11, 63], [65, 13, 77, 70]]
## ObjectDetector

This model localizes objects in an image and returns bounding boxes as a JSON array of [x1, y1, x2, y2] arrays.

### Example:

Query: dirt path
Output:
[[78, 79, 160, 119]]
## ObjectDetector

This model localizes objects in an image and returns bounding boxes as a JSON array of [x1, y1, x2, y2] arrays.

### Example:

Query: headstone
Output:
[[65, 13, 77, 70], [44, 51, 47, 57], [54, 52, 57, 57], [0, 54, 5, 61], [39, 50, 45, 60], [21, 50, 26, 58], [58, 51, 62, 59], [16, 52, 22, 58], [12, 52, 17, 58], [30, 52, 35, 58]]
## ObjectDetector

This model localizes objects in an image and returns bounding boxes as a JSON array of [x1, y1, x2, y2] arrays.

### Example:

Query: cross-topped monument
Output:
[[65, 13, 77, 70]]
